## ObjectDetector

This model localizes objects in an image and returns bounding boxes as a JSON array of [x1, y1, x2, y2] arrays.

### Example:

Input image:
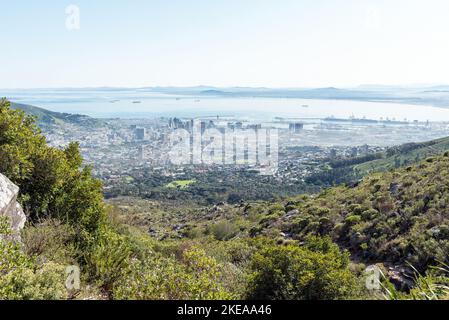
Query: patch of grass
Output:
[[165, 180, 196, 189]]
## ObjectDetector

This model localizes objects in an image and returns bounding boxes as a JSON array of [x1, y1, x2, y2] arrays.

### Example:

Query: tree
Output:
[[0, 99, 106, 246], [0, 98, 46, 184]]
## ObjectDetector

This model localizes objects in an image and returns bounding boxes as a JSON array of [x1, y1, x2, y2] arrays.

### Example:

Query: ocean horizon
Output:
[[2, 88, 449, 122]]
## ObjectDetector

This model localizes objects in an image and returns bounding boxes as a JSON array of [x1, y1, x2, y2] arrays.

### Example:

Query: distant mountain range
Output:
[[5, 84, 449, 108], [141, 85, 449, 107]]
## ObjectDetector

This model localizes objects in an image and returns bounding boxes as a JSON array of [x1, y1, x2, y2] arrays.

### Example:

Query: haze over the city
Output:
[[2, 0, 449, 89]]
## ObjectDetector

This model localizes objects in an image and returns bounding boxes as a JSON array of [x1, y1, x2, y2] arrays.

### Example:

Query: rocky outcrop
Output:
[[0, 173, 26, 241], [387, 265, 415, 291]]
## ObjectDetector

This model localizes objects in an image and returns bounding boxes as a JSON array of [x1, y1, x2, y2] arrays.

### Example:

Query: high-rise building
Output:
[[135, 127, 146, 140], [248, 124, 262, 130], [200, 121, 207, 134], [289, 123, 304, 134]]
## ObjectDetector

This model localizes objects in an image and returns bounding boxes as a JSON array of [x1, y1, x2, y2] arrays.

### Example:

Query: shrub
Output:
[[0, 218, 68, 300], [246, 238, 357, 300], [85, 229, 133, 292], [268, 204, 285, 215], [345, 215, 362, 225], [207, 221, 239, 241], [22, 219, 77, 264], [114, 246, 235, 300]]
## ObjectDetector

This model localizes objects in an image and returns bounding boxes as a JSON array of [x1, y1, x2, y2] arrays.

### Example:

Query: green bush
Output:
[[207, 221, 239, 241], [22, 219, 77, 264], [114, 246, 235, 300], [345, 215, 362, 225], [246, 237, 357, 300], [85, 229, 133, 292], [0, 218, 68, 300]]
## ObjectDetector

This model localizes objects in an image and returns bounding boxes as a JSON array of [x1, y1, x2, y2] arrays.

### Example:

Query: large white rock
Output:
[[0, 173, 26, 241]]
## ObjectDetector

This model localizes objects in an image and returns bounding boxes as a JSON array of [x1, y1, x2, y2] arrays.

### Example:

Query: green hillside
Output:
[[9, 102, 101, 127], [272, 154, 449, 270], [355, 137, 449, 174], [306, 136, 449, 188]]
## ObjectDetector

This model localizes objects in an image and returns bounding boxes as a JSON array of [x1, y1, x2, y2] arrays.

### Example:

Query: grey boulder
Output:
[[0, 173, 26, 241]]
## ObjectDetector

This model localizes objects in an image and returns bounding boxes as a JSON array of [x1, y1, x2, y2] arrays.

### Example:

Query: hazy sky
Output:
[[2, 0, 449, 88]]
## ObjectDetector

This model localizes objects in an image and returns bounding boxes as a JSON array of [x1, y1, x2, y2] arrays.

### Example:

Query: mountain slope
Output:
[[268, 153, 449, 271], [9, 102, 100, 127], [305, 136, 449, 188], [355, 137, 449, 174]]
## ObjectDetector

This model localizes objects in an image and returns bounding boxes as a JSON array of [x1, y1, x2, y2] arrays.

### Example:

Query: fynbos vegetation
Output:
[[1, 98, 448, 300]]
